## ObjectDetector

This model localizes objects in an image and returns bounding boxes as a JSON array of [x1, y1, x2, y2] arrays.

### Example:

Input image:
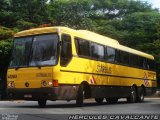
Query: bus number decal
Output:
[[96, 64, 112, 74], [8, 75, 17, 79], [36, 73, 52, 77]]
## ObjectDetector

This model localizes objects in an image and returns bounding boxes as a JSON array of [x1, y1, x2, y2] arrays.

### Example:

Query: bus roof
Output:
[[76, 29, 153, 60], [78, 30, 119, 44], [14, 26, 154, 60]]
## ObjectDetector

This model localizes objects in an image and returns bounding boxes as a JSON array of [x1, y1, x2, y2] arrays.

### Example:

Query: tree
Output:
[[0, 0, 49, 29], [119, 12, 160, 48], [48, 0, 94, 29], [91, 0, 157, 20], [0, 26, 13, 98]]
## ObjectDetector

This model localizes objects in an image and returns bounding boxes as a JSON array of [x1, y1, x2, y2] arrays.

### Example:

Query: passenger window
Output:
[[139, 57, 148, 69], [143, 58, 147, 69], [129, 54, 138, 67], [90, 42, 104, 59], [115, 49, 119, 63], [60, 34, 72, 66], [119, 51, 129, 65], [75, 38, 90, 57], [149, 60, 156, 71], [106, 47, 115, 62]]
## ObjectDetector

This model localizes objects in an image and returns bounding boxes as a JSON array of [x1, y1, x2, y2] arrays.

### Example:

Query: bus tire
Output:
[[137, 87, 144, 102], [95, 98, 104, 104], [127, 86, 137, 103], [76, 85, 84, 107], [38, 99, 47, 108], [106, 98, 118, 104]]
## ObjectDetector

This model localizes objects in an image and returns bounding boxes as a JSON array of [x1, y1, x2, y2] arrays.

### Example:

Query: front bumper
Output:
[[7, 85, 79, 101]]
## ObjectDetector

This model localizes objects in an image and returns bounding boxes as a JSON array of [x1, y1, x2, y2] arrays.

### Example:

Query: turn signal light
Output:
[[53, 80, 59, 87], [8, 81, 15, 88]]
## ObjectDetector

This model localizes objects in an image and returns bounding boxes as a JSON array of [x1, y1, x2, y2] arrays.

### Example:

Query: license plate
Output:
[[24, 94, 32, 98]]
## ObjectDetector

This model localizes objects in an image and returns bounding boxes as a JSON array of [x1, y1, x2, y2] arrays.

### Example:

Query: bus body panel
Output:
[[7, 26, 157, 102], [8, 67, 53, 88], [59, 57, 156, 86]]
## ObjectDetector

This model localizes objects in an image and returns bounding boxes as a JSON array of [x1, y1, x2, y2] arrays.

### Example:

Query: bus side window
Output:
[[119, 51, 129, 65], [90, 42, 104, 60], [60, 34, 72, 66], [106, 47, 115, 62], [148, 59, 156, 71], [139, 57, 148, 69], [143, 58, 147, 69], [129, 54, 138, 67], [75, 38, 90, 57], [115, 49, 119, 63]]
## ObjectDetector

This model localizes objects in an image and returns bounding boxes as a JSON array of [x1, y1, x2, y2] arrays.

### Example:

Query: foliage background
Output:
[[0, 0, 160, 97]]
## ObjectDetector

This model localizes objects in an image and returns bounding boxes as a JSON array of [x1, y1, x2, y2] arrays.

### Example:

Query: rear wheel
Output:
[[38, 99, 47, 108], [76, 85, 85, 107], [127, 86, 137, 103], [137, 87, 144, 102], [95, 98, 104, 104], [106, 98, 118, 104]]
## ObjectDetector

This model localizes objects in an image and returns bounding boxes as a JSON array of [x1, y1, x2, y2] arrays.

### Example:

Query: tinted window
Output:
[[75, 38, 90, 56], [115, 49, 119, 63], [106, 47, 115, 62], [140, 57, 147, 69], [60, 34, 72, 66], [129, 54, 139, 66], [146, 59, 155, 70], [148, 60, 156, 70], [30, 34, 58, 66], [10, 37, 32, 67], [139, 57, 143, 68], [90, 42, 104, 59], [119, 51, 129, 64]]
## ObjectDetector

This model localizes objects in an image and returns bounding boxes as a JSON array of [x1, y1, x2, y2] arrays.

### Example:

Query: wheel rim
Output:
[[141, 94, 144, 100], [82, 89, 85, 99], [140, 91, 144, 101], [131, 90, 136, 101]]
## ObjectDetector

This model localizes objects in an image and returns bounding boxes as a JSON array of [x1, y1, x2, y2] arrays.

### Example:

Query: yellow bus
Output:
[[7, 26, 157, 107]]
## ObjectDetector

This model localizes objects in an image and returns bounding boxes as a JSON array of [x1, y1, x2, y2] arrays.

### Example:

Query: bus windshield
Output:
[[9, 34, 59, 68]]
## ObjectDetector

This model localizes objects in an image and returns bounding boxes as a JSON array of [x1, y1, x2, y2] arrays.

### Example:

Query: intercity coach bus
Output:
[[7, 26, 157, 107]]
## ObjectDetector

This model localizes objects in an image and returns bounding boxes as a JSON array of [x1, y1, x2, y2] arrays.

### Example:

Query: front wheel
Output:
[[76, 85, 85, 107], [38, 99, 47, 108], [127, 86, 137, 103]]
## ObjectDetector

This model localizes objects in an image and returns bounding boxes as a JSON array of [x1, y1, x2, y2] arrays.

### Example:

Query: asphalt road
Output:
[[0, 98, 160, 120]]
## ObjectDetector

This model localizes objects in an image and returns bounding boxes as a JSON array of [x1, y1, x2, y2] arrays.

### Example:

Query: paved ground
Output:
[[0, 98, 160, 120]]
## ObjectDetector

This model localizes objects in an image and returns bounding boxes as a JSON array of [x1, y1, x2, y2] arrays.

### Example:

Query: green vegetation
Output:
[[0, 0, 160, 96]]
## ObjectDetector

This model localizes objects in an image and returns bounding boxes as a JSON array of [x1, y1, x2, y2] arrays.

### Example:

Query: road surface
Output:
[[0, 98, 160, 120]]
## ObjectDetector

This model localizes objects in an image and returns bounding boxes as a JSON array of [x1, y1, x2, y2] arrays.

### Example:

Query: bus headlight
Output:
[[48, 81, 53, 86], [8, 81, 15, 88], [41, 80, 59, 87]]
